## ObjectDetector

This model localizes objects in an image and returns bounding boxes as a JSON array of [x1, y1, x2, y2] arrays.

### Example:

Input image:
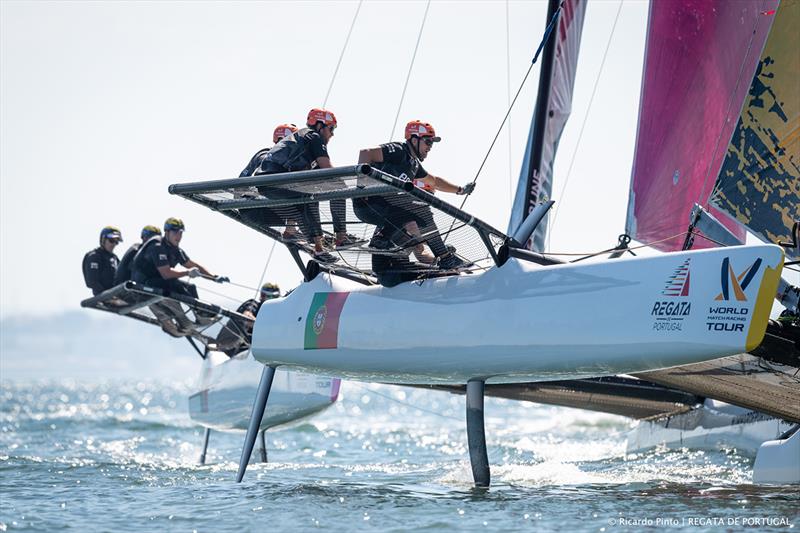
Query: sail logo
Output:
[[715, 257, 761, 302], [304, 292, 349, 350], [662, 258, 691, 296]]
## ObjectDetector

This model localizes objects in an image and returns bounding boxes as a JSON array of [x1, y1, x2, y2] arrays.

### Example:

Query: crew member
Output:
[[238, 282, 281, 319], [216, 283, 281, 357], [240, 124, 299, 177], [131, 217, 218, 299], [258, 108, 353, 263], [239, 124, 301, 240], [114, 225, 161, 285], [355, 120, 474, 282], [82, 226, 123, 295]]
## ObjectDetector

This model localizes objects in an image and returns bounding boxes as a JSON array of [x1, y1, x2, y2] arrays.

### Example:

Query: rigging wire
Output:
[[389, 0, 432, 140], [547, 0, 624, 252], [323, 0, 364, 108], [244, 1, 363, 298], [443, 1, 565, 241], [352, 383, 463, 422], [253, 240, 278, 298], [199, 285, 245, 304], [506, 0, 514, 208]]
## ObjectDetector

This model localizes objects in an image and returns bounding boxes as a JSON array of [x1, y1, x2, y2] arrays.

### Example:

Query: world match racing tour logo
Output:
[[705, 257, 761, 333], [651, 258, 692, 331]]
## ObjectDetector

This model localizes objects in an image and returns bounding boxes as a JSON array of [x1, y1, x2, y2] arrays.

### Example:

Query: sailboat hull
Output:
[[252, 245, 784, 384], [188, 351, 340, 431]]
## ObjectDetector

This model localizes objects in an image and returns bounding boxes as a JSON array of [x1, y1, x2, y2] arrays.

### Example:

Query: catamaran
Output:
[[81, 280, 340, 464], [168, 0, 797, 487]]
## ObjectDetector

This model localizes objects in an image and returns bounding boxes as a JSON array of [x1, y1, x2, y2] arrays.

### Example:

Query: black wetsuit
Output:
[[82, 247, 120, 295], [354, 142, 450, 285], [114, 242, 143, 285], [239, 147, 288, 230], [237, 298, 263, 317], [131, 236, 198, 299], [258, 128, 346, 238]]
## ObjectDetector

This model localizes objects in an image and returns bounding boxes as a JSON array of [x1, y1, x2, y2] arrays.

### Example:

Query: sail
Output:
[[709, 0, 800, 260], [508, 0, 587, 251], [625, 0, 778, 251]]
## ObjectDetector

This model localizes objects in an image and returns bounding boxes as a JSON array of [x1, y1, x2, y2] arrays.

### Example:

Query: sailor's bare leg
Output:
[[405, 221, 435, 264]]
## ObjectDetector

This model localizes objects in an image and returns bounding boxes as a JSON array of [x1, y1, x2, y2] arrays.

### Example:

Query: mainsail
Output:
[[709, 0, 800, 260], [508, 0, 587, 251], [625, 0, 778, 251]]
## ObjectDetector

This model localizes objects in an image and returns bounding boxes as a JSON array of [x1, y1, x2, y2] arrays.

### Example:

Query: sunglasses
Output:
[[422, 138, 435, 147], [106, 238, 121, 244]]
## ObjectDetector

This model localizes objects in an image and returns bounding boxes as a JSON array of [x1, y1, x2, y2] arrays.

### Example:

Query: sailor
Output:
[[355, 120, 475, 278], [114, 225, 162, 285], [240, 124, 299, 178], [257, 108, 354, 263], [238, 123, 300, 238], [82, 226, 123, 295], [238, 282, 281, 319], [216, 282, 281, 357], [131, 217, 218, 299]]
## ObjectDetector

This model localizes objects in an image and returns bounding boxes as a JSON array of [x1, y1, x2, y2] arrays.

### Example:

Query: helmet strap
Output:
[[408, 137, 422, 159]]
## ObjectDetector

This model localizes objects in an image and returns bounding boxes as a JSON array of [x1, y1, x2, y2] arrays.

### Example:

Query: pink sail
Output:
[[625, 0, 777, 251]]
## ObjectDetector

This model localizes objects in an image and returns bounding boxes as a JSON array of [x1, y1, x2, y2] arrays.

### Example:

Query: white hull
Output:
[[252, 245, 784, 384], [188, 350, 340, 432], [626, 400, 793, 455], [753, 427, 800, 484]]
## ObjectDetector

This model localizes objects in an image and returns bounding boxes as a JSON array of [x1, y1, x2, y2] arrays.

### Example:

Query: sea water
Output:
[[1, 380, 797, 531]]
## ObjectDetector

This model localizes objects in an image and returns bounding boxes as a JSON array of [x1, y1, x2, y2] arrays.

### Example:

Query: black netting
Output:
[[81, 283, 252, 353]]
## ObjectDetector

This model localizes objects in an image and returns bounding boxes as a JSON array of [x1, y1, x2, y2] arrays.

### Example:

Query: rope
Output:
[[548, 0, 624, 251], [322, 0, 364, 108], [389, 0, 432, 140], [533, 231, 688, 260]]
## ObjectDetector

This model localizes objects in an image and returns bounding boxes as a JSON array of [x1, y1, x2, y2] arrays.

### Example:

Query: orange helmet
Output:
[[405, 120, 441, 142], [273, 123, 298, 144], [306, 108, 337, 128]]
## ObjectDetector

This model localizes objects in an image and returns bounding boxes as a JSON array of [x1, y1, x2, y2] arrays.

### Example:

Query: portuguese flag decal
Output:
[[304, 292, 350, 349]]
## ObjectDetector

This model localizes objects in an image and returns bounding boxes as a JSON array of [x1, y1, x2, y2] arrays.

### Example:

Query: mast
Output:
[[508, 0, 587, 252]]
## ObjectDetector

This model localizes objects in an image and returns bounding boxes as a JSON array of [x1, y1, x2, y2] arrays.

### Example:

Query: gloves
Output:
[[214, 276, 230, 284], [187, 268, 200, 278], [457, 182, 476, 196]]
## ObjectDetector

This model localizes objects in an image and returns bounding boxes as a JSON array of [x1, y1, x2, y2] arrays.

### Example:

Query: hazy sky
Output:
[[4, 0, 762, 318]]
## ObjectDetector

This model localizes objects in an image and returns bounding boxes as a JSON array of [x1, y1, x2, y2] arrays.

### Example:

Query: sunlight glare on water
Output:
[[1, 380, 797, 531]]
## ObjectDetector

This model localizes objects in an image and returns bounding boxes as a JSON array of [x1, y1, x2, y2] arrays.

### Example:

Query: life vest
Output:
[[261, 128, 314, 172]]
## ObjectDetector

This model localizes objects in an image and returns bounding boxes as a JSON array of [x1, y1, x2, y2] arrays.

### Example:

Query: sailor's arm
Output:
[[156, 265, 192, 279], [315, 156, 333, 169], [358, 148, 384, 164], [183, 259, 213, 277], [419, 174, 474, 195]]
